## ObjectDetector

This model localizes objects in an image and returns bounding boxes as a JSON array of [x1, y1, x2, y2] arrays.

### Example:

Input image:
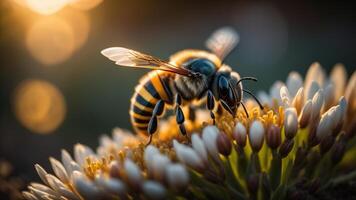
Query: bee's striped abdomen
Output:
[[130, 71, 174, 135]]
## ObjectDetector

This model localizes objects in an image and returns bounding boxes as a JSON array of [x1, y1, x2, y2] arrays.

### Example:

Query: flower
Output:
[[23, 63, 356, 200], [249, 120, 265, 152], [232, 122, 247, 147], [23, 129, 190, 200]]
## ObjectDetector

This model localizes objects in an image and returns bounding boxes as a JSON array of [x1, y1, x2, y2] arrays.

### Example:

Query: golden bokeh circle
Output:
[[26, 17, 75, 65], [14, 79, 66, 134], [69, 0, 103, 11], [61, 10, 90, 50], [25, 0, 68, 15]]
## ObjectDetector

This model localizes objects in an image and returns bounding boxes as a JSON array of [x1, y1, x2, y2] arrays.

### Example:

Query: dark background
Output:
[[0, 0, 355, 185]]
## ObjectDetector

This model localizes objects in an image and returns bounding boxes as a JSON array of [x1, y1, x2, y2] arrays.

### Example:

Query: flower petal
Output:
[[49, 157, 69, 184]]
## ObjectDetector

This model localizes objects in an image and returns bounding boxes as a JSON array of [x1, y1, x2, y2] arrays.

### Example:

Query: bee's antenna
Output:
[[242, 89, 264, 110], [236, 77, 258, 85], [240, 102, 249, 118]]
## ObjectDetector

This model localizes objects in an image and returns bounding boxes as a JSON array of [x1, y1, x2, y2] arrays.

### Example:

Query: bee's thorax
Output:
[[174, 75, 209, 100]]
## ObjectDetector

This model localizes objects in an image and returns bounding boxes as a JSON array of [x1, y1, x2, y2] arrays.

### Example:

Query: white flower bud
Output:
[[316, 112, 333, 141], [286, 71, 303, 97], [124, 159, 142, 188], [280, 86, 291, 107], [35, 164, 49, 186], [270, 81, 285, 104], [323, 83, 335, 111], [165, 164, 189, 191], [173, 140, 204, 171], [49, 157, 69, 184], [142, 181, 166, 200], [202, 126, 219, 160], [233, 122, 247, 147], [330, 64, 347, 100], [74, 144, 95, 167], [345, 71, 356, 113], [304, 62, 325, 100], [292, 87, 304, 114], [72, 171, 102, 199], [284, 108, 298, 139], [311, 89, 324, 121], [144, 145, 160, 176], [338, 96, 347, 120], [95, 173, 126, 197], [191, 134, 208, 162], [249, 121, 265, 152], [299, 100, 312, 128], [151, 154, 171, 181]]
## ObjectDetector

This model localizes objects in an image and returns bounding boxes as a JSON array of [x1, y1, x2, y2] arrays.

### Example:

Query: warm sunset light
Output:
[[13, 0, 103, 14], [62, 10, 90, 50], [13, 79, 66, 134], [25, 0, 68, 15], [26, 17, 75, 65], [1, 1, 355, 199], [68, 0, 103, 10]]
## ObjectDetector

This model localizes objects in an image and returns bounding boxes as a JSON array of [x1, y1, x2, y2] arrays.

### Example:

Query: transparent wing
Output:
[[101, 47, 193, 76], [206, 27, 239, 60]]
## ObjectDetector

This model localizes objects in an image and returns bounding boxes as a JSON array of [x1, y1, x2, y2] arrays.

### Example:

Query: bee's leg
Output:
[[220, 99, 235, 116], [207, 90, 216, 125], [153, 100, 165, 117], [147, 116, 157, 146], [175, 94, 187, 136], [188, 105, 196, 122], [146, 100, 165, 146]]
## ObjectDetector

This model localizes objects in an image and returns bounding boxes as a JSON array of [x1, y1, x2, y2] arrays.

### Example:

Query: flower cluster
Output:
[[23, 63, 355, 200]]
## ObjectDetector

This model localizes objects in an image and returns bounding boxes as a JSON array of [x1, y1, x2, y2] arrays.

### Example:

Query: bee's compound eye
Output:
[[218, 76, 229, 97], [188, 59, 216, 77]]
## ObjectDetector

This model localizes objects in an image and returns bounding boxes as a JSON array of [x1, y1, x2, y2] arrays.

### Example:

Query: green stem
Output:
[[269, 150, 282, 191], [235, 145, 248, 180], [225, 157, 246, 193]]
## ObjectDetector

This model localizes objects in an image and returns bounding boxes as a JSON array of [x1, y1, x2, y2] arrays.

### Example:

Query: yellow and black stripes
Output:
[[130, 71, 174, 134], [129, 50, 222, 135]]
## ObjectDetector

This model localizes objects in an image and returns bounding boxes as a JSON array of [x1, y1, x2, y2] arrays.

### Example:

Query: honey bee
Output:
[[102, 27, 263, 144]]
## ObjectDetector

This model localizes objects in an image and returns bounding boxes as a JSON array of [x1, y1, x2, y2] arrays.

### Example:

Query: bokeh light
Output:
[[68, 0, 103, 11], [25, 0, 68, 15], [12, 0, 27, 6], [26, 16, 75, 65], [61, 10, 90, 50], [12, 0, 103, 15], [13, 79, 66, 134]]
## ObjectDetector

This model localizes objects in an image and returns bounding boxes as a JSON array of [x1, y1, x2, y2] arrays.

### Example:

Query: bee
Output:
[[101, 27, 263, 144]]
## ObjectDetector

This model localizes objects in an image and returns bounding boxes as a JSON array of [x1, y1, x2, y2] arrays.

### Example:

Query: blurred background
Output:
[[0, 0, 355, 197]]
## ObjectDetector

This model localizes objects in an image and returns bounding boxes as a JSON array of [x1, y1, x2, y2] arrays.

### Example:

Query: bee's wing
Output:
[[206, 27, 239, 60], [101, 47, 193, 76]]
